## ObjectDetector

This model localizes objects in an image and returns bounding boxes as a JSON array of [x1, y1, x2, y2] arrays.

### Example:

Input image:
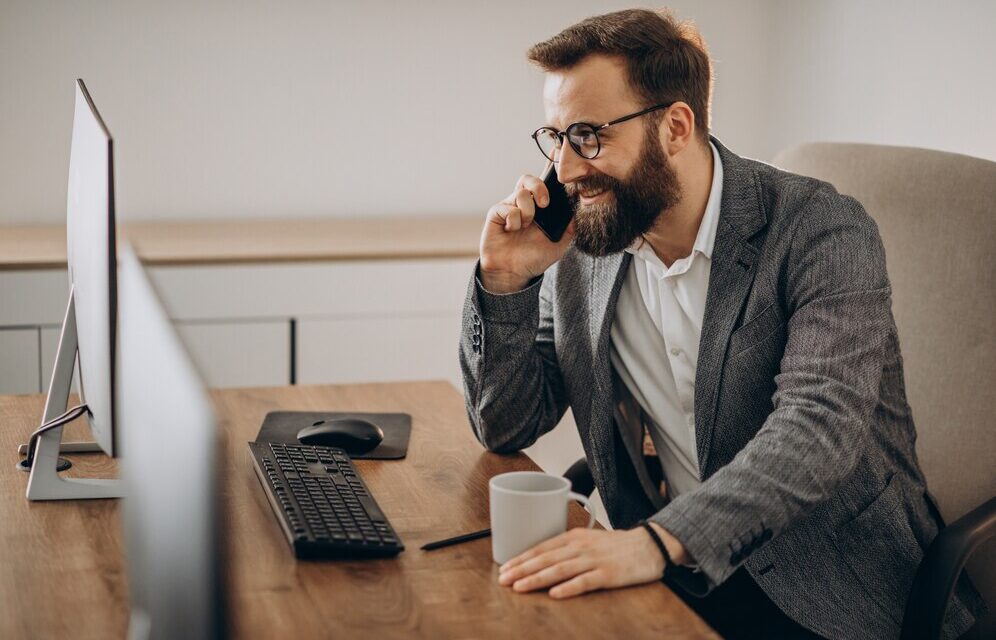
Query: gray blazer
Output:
[[459, 137, 985, 639]]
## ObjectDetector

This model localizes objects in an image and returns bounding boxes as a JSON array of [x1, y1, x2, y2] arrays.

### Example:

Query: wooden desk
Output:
[[0, 381, 718, 639]]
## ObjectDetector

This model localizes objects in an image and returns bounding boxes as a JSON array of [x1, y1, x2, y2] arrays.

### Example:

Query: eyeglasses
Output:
[[531, 102, 674, 162]]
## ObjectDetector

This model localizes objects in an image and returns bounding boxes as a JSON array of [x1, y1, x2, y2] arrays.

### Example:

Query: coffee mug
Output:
[[489, 471, 596, 565]]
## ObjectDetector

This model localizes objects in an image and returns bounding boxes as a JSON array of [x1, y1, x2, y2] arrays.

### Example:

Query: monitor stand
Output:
[[20, 288, 123, 501]]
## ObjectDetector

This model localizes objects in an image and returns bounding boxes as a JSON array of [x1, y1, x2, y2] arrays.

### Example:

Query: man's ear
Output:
[[660, 102, 696, 156]]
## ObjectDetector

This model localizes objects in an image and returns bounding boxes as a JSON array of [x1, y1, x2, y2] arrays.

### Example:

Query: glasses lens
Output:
[[533, 128, 561, 162], [567, 124, 599, 159]]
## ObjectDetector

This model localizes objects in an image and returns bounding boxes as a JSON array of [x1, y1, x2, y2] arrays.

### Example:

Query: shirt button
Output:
[[670, 348, 681, 357]]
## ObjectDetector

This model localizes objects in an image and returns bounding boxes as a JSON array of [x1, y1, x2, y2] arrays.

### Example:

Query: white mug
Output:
[[489, 471, 596, 565]]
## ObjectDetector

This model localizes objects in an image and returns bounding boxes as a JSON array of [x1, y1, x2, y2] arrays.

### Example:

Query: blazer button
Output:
[[472, 314, 481, 324], [729, 550, 743, 566], [472, 344, 481, 354], [472, 335, 481, 345]]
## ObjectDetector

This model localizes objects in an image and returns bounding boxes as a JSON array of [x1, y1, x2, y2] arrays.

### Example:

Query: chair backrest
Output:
[[773, 142, 996, 607]]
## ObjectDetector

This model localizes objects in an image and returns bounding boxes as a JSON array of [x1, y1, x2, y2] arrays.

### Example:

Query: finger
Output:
[[487, 203, 517, 230], [499, 530, 577, 572], [515, 173, 549, 208], [504, 206, 522, 231], [499, 545, 580, 586], [512, 557, 594, 593], [514, 187, 536, 227], [548, 569, 605, 599]]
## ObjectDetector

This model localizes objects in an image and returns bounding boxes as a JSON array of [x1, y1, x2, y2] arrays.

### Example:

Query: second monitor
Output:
[[117, 244, 228, 640]]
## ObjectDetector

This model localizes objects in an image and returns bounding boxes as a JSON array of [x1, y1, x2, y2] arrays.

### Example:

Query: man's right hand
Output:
[[479, 172, 575, 294]]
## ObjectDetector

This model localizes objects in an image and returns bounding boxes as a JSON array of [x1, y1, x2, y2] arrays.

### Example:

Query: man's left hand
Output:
[[497, 526, 666, 598]]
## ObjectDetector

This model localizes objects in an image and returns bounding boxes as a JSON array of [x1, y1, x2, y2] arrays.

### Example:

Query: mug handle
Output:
[[568, 491, 597, 529]]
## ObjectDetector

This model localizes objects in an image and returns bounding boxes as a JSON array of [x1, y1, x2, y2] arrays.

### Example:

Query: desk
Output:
[[0, 381, 718, 638]]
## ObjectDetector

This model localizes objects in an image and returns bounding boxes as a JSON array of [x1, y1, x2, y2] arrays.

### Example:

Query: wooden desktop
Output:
[[0, 381, 718, 638]]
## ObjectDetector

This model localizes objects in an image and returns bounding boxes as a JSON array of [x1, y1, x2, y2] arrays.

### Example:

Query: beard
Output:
[[564, 125, 682, 257]]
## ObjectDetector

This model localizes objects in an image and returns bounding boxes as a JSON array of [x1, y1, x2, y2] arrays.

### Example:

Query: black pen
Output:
[[421, 528, 491, 551]]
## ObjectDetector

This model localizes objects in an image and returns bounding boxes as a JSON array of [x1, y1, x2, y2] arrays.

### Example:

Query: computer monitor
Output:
[[19, 78, 123, 500], [66, 77, 117, 455], [117, 245, 228, 640]]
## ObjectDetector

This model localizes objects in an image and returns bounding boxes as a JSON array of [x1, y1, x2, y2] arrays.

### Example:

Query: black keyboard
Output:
[[248, 441, 404, 559]]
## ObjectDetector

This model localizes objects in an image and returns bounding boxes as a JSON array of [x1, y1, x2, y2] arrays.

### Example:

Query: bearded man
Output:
[[458, 8, 983, 640]]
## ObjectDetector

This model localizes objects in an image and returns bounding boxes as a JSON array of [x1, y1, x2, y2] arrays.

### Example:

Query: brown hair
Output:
[[527, 8, 713, 141]]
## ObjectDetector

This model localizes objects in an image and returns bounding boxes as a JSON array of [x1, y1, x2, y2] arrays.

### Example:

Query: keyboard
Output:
[[248, 441, 404, 559]]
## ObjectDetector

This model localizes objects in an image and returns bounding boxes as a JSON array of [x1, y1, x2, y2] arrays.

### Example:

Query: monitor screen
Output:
[[117, 245, 227, 640], [65, 78, 116, 456]]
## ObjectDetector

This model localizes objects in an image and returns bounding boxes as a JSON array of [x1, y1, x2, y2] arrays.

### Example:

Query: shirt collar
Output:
[[625, 140, 724, 260]]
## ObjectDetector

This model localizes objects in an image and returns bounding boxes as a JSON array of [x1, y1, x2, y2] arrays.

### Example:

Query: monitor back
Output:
[[66, 78, 116, 455], [117, 245, 227, 640]]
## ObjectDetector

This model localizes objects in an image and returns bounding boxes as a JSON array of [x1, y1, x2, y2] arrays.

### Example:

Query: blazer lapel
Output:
[[587, 251, 631, 481], [590, 252, 631, 393], [694, 137, 768, 475]]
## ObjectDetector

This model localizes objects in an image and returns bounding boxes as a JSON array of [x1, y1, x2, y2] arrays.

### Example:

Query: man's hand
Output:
[[497, 525, 670, 599], [479, 171, 575, 294]]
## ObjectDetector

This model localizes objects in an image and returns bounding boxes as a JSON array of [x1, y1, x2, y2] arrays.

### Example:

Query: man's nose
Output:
[[555, 141, 591, 184]]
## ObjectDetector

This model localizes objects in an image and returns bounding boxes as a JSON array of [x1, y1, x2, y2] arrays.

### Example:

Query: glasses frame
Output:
[[531, 101, 675, 162]]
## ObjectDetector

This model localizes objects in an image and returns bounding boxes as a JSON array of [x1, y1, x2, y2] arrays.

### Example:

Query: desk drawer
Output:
[[296, 313, 462, 386], [148, 258, 475, 320], [175, 319, 291, 388], [0, 328, 41, 394]]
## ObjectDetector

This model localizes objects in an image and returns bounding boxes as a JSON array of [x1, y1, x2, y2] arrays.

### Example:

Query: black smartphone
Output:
[[533, 163, 574, 242]]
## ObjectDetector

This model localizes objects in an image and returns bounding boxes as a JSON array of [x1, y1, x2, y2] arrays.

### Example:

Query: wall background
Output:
[[764, 0, 996, 164], [4, 1, 993, 227], [0, 0, 769, 225], [4, 1, 991, 226]]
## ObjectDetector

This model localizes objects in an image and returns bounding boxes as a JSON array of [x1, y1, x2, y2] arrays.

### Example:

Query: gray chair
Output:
[[561, 141, 995, 639], [773, 142, 994, 639]]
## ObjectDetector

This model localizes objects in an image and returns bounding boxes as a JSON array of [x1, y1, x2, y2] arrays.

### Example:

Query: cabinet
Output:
[[297, 313, 462, 385], [174, 320, 291, 388], [0, 258, 475, 392], [0, 328, 40, 394]]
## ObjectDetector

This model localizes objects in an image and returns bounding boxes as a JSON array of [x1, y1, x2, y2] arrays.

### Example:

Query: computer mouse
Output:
[[296, 418, 385, 455]]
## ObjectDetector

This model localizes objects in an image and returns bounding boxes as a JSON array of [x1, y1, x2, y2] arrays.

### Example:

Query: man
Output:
[[458, 8, 984, 640]]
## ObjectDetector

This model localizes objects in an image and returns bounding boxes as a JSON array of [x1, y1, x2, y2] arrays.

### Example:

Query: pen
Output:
[[421, 528, 491, 551]]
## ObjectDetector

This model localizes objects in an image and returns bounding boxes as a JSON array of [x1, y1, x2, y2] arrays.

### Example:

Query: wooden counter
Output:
[[0, 215, 483, 270]]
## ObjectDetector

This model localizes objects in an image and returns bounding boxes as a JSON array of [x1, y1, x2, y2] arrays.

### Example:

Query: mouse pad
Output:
[[254, 411, 410, 460]]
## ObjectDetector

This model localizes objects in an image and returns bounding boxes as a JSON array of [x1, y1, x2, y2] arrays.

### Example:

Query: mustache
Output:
[[563, 174, 623, 199]]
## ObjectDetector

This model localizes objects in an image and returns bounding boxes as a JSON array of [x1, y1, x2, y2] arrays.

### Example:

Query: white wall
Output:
[[4, 2, 994, 226], [0, 0, 773, 225], [766, 0, 996, 162]]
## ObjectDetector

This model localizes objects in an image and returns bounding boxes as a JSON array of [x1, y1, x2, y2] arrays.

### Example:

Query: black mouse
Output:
[[296, 418, 385, 455]]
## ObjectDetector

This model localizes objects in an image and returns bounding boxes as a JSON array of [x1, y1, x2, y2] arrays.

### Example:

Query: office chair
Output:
[[562, 142, 995, 640]]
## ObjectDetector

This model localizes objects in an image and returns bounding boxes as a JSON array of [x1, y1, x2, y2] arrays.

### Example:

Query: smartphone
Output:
[[533, 163, 574, 242]]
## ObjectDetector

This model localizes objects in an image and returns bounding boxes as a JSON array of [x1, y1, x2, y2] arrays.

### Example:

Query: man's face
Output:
[[542, 55, 682, 256]]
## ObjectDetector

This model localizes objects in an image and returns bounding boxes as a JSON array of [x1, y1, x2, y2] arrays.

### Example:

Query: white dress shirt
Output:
[[609, 141, 723, 498]]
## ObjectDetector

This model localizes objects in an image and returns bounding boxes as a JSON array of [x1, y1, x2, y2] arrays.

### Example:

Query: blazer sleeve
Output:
[[459, 261, 569, 453], [651, 186, 894, 594]]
